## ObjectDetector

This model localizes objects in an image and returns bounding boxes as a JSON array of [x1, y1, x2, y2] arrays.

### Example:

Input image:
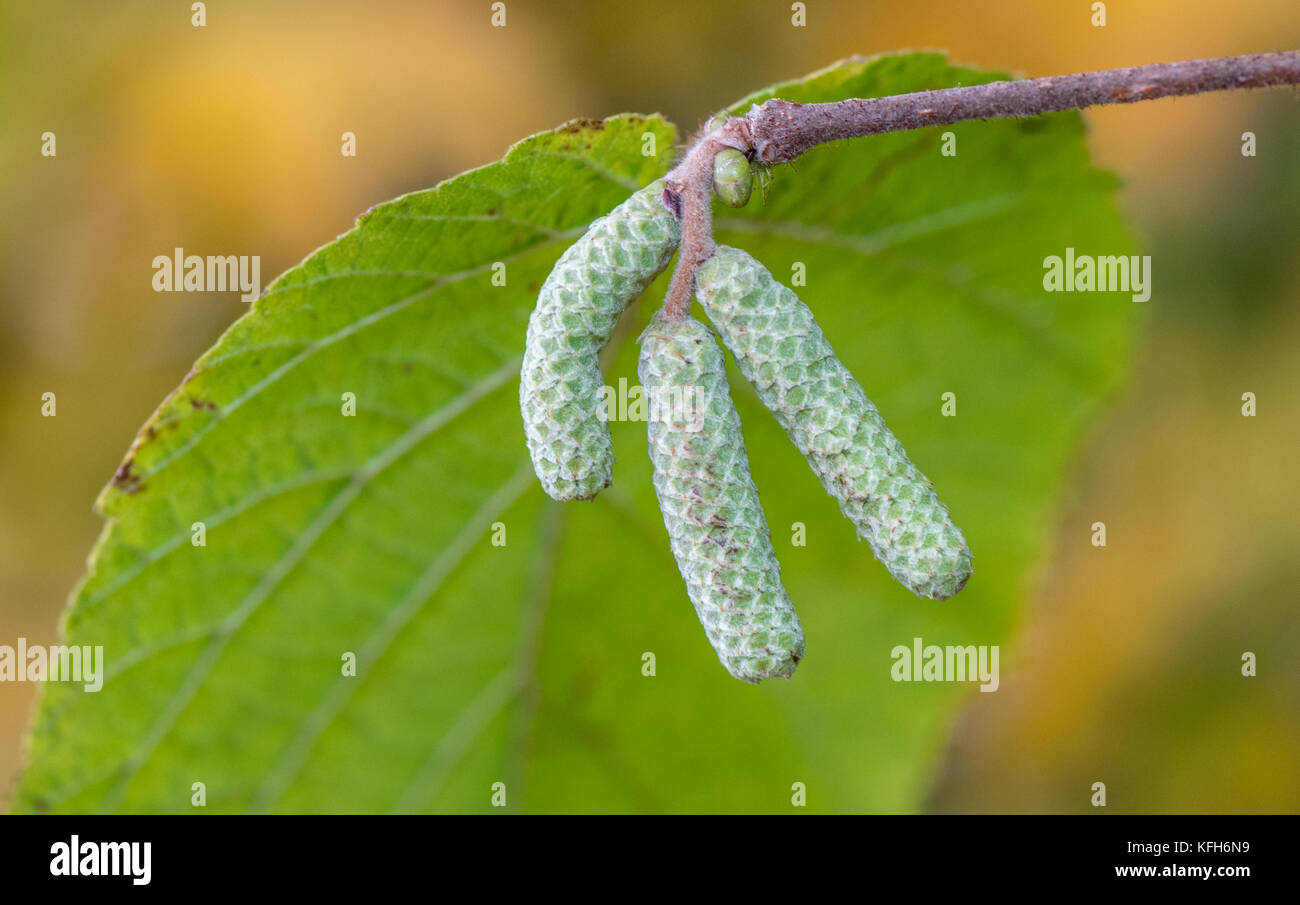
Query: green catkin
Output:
[[639, 313, 805, 683], [695, 246, 973, 600], [520, 180, 681, 501]]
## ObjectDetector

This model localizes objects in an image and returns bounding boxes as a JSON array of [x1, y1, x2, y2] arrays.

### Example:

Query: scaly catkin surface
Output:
[[639, 312, 804, 682], [695, 246, 972, 600], [520, 180, 680, 500]]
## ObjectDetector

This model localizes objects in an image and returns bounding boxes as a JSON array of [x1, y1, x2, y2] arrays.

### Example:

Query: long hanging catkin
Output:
[[695, 246, 972, 600], [520, 180, 681, 501], [639, 312, 805, 682]]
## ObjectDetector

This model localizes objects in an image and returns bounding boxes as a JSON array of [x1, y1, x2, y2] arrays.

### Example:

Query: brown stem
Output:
[[658, 50, 1300, 319]]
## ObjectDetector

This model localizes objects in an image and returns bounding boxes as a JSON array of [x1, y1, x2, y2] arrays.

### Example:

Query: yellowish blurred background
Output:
[[2, 0, 1297, 812]]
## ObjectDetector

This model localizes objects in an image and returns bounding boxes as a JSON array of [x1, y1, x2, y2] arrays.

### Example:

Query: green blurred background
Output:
[[2, 0, 1297, 812]]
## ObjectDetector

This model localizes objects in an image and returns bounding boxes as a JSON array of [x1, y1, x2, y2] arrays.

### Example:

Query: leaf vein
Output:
[[88, 358, 523, 813]]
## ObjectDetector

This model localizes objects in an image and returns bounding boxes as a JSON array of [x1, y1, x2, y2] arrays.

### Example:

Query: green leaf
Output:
[[15, 53, 1138, 814]]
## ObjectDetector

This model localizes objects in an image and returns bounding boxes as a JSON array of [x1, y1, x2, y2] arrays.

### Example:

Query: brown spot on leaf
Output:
[[558, 118, 605, 134], [111, 459, 144, 494]]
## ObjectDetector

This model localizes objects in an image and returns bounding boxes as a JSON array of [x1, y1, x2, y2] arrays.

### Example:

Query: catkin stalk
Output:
[[639, 312, 805, 683], [695, 246, 972, 600], [520, 180, 680, 500]]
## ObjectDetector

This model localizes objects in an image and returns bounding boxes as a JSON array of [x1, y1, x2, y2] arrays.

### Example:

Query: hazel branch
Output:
[[658, 50, 1300, 320]]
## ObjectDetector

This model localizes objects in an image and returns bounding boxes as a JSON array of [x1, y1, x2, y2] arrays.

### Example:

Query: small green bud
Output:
[[712, 149, 752, 209]]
